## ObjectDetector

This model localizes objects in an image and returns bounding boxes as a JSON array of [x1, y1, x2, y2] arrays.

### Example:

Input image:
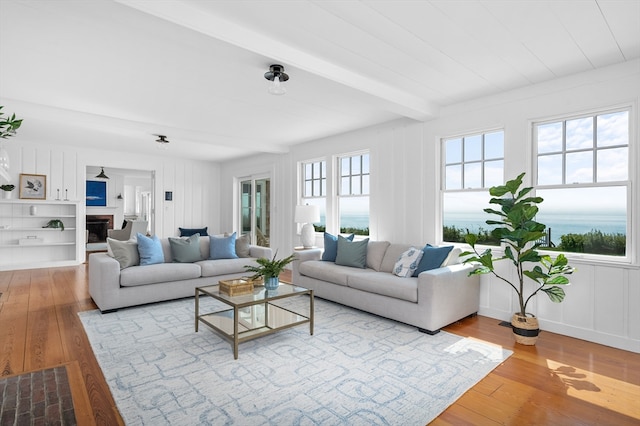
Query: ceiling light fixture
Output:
[[155, 135, 170, 150], [95, 167, 109, 179], [264, 64, 289, 95]]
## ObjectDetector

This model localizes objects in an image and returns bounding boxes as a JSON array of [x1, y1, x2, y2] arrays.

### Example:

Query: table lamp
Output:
[[295, 204, 320, 248]]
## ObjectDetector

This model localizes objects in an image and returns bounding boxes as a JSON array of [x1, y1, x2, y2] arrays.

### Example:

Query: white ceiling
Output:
[[1, 0, 639, 162]]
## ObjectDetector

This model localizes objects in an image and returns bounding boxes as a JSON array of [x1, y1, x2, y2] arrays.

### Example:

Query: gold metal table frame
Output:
[[195, 282, 314, 359]]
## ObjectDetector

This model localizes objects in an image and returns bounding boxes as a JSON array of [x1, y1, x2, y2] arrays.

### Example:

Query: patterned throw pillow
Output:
[[393, 247, 424, 277]]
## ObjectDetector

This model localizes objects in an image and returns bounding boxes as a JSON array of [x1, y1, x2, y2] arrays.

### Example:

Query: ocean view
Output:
[[445, 211, 626, 245]]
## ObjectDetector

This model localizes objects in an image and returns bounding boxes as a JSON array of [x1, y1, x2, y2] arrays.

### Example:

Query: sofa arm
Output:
[[417, 263, 480, 332], [88, 253, 122, 312], [292, 248, 322, 281], [249, 245, 273, 259]]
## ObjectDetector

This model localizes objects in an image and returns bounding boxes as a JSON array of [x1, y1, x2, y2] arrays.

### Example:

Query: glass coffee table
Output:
[[195, 282, 314, 359]]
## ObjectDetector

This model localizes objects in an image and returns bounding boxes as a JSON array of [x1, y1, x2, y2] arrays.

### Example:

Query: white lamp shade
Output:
[[294, 205, 320, 224]]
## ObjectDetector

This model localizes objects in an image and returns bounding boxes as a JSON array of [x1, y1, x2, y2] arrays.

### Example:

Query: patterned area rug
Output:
[[79, 296, 511, 425]]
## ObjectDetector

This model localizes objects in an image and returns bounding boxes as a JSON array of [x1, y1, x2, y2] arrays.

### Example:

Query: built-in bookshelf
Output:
[[0, 199, 82, 270]]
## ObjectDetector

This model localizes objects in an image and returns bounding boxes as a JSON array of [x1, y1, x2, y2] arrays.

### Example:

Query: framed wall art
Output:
[[86, 180, 108, 206], [19, 173, 47, 200]]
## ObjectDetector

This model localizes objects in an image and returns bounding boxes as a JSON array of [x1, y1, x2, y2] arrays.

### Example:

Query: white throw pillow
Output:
[[393, 247, 424, 278]]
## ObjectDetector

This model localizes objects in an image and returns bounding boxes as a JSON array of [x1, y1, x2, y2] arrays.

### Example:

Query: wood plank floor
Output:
[[1, 266, 638, 425]]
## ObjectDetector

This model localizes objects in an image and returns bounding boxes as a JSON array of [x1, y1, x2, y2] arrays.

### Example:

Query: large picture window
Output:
[[534, 109, 629, 257], [442, 130, 504, 244], [338, 152, 369, 236], [300, 160, 326, 231]]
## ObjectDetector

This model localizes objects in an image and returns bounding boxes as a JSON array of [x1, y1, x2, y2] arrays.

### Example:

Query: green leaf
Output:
[[542, 286, 566, 303], [545, 276, 570, 285], [464, 233, 478, 247]]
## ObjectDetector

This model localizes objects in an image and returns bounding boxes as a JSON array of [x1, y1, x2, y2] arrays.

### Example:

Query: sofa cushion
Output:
[[347, 272, 418, 303], [443, 247, 462, 266], [366, 241, 390, 271], [297, 260, 359, 286], [179, 226, 208, 237], [136, 233, 164, 265], [393, 247, 424, 277], [120, 263, 201, 287], [335, 236, 369, 268], [380, 244, 413, 273], [198, 258, 257, 277], [321, 232, 354, 261], [236, 233, 251, 257], [107, 238, 139, 269], [209, 232, 238, 259], [413, 244, 454, 276], [169, 234, 202, 263]]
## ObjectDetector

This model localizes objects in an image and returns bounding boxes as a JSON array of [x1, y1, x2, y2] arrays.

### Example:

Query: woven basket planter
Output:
[[511, 313, 539, 345]]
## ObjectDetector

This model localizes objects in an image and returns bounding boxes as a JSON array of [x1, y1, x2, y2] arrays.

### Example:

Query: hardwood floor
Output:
[[1, 266, 638, 425]]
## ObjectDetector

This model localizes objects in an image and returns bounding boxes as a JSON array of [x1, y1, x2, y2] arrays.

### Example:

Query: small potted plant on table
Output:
[[1, 184, 15, 199], [244, 251, 295, 290], [462, 172, 575, 345]]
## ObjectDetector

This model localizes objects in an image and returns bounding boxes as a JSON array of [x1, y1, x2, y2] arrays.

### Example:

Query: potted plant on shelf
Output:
[[1, 184, 15, 199], [43, 219, 65, 231], [244, 251, 296, 290], [461, 172, 575, 345]]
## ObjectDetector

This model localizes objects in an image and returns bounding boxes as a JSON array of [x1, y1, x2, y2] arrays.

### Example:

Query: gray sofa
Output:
[[89, 236, 272, 312], [292, 241, 480, 334]]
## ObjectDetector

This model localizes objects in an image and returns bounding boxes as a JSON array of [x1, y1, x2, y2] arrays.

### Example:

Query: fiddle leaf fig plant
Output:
[[0, 106, 22, 139], [461, 172, 575, 317]]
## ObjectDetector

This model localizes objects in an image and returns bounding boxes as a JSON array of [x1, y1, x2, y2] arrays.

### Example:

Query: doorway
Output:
[[240, 176, 271, 247]]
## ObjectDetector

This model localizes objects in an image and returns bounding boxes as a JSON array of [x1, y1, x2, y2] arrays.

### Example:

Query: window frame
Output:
[[532, 106, 633, 263], [441, 129, 505, 246], [337, 151, 370, 236]]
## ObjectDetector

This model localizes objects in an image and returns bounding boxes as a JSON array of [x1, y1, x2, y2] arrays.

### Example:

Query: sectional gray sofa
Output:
[[89, 235, 272, 312], [292, 241, 480, 334]]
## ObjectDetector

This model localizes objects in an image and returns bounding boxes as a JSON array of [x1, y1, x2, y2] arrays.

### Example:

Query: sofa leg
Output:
[[100, 309, 118, 314], [418, 328, 440, 335]]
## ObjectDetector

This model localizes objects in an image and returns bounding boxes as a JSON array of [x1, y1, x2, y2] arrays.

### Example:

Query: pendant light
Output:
[[95, 167, 109, 179]]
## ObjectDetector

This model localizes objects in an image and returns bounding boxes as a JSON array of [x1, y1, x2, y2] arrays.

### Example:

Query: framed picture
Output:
[[86, 180, 107, 206], [19, 174, 47, 200]]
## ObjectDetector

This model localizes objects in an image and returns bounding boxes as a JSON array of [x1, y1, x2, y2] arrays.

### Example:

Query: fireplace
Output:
[[86, 215, 114, 243]]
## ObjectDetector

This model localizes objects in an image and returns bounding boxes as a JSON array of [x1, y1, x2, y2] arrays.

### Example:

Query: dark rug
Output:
[[0, 366, 77, 425]]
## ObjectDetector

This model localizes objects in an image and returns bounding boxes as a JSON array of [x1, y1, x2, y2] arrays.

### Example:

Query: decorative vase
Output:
[[1, 191, 10, 199], [264, 276, 279, 290], [30, 205, 37, 215], [511, 313, 539, 345]]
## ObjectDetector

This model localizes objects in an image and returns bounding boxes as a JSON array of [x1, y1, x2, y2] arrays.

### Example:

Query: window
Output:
[[442, 130, 504, 244], [534, 109, 629, 256], [300, 160, 326, 231], [338, 153, 369, 235]]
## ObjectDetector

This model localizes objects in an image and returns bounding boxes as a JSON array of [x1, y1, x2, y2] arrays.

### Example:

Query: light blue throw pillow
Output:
[[335, 235, 369, 268], [413, 244, 454, 276], [210, 232, 238, 259], [136, 233, 164, 265], [169, 234, 202, 263], [322, 232, 354, 262]]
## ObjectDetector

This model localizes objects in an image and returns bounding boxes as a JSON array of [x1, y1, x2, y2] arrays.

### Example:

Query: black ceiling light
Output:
[[95, 167, 109, 179], [264, 64, 289, 95], [155, 135, 169, 150]]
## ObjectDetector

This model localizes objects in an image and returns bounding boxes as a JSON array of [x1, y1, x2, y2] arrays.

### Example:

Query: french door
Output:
[[239, 175, 271, 247]]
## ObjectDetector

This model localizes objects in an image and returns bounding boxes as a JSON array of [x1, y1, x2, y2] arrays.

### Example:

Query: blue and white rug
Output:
[[79, 296, 512, 425]]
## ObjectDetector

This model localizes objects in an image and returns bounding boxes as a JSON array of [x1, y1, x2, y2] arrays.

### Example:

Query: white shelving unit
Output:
[[0, 199, 82, 271]]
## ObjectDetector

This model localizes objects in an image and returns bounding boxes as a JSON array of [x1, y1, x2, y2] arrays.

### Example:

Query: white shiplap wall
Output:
[[219, 60, 640, 353], [2, 140, 220, 248]]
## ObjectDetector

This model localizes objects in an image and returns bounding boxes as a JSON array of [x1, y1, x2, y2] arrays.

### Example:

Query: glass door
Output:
[[240, 176, 271, 247]]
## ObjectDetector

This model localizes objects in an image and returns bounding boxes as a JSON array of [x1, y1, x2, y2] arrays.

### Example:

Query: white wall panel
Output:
[[594, 266, 626, 336]]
